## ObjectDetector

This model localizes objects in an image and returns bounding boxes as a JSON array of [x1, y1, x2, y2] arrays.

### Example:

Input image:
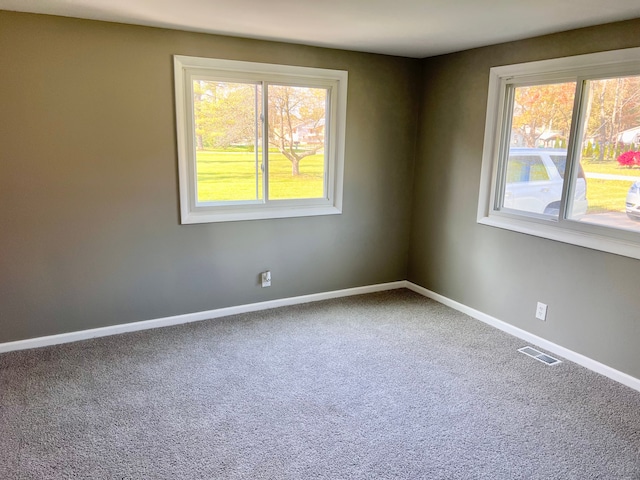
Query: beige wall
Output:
[[0, 11, 419, 341], [409, 18, 640, 379]]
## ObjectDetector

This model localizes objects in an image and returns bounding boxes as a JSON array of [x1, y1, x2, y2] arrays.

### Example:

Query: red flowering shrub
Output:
[[617, 151, 640, 167]]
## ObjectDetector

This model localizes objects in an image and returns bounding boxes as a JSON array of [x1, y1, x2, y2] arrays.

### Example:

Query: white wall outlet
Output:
[[536, 302, 548, 321], [261, 270, 271, 288]]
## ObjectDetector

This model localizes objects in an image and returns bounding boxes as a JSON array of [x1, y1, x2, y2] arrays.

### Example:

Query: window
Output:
[[174, 56, 347, 223], [478, 47, 640, 259]]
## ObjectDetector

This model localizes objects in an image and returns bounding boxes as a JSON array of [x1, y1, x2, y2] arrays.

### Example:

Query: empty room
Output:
[[1, 1, 640, 478]]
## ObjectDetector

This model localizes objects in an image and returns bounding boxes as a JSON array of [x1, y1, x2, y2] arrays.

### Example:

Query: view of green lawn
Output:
[[584, 178, 632, 213], [581, 160, 640, 214], [196, 150, 639, 215], [196, 150, 325, 202]]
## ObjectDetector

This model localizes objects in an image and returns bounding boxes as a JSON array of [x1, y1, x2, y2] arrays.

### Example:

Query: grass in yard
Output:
[[580, 160, 638, 214], [195, 152, 636, 214], [584, 179, 632, 214], [196, 150, 324, 202]]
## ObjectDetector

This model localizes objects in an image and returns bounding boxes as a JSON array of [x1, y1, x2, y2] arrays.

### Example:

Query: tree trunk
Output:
[[598, 82, 607, 162], [610, 78, 622, 147], [292, 158, 300, 176]]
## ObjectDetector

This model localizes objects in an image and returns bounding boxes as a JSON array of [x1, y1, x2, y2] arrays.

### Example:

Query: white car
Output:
[[503, 148, 588, 217], [626, 181, 640, 220]]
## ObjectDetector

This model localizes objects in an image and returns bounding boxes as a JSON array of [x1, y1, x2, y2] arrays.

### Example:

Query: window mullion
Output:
[[262, 82, 269, 203], [559, 77, 589, 223], [495, 82, 516, 211], [254, 83, 261, 202]]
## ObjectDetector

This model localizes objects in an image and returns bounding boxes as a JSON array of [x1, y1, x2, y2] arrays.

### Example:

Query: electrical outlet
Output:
[[536, 302, 547, 321], [261, 270, 271, 288]]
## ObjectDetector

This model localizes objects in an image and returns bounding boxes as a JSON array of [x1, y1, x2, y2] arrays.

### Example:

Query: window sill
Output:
[[182, 204, 342, 224], [478, 214, 640, 260]]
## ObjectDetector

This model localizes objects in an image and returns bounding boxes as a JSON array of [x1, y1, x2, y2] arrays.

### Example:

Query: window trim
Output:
[[477, 47, 640, 260], [174, 55, 348, 224]]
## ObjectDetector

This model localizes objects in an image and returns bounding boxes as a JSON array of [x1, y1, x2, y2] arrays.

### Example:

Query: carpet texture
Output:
[[1, 289, 639, 479]]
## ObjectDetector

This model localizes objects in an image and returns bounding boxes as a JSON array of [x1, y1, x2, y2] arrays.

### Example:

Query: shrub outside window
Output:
[[174, 56, 347, 223], [478, 47, 640, 260]]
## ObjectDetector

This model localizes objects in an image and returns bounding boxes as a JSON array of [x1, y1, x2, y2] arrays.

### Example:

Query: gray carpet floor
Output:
[[1, 289, 639, 479]]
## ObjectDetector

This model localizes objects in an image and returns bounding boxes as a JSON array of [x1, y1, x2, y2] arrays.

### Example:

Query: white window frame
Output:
[[478, 47, 640, 260], [174, 55, 348, 224]]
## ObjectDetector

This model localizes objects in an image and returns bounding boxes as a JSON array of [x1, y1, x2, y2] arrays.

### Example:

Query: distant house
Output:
[[293, 119, 325, 145], [538, 130, 566, 148], [617, 126, 640, 145], [510, 129, 565, 148]]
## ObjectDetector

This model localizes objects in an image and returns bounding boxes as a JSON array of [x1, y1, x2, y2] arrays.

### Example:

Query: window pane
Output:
[[568, 75, 640, 232], [193, 80, 262, 203], [267, 85, 327, 200], [501, 82, 576, 217], [509, 82, 576, 149]]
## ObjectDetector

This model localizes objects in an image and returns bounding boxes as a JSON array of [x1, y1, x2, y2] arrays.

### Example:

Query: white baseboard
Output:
[[2, 279, 638, 394], [0, 281, 406, 354], [405, 281, 640, 394]]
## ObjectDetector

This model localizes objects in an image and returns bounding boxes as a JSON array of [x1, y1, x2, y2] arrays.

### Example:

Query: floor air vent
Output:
[[518, 346, 562, 365]]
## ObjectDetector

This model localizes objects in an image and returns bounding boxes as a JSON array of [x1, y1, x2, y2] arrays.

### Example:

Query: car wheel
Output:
[[544, 202, 560, 216]]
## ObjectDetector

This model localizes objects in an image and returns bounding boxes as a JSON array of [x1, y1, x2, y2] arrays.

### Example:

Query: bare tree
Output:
[[268, 85, 326, 176]]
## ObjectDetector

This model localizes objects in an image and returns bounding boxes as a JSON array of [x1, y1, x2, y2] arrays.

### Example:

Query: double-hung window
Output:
[[174, 56, 347, 223], [478, 47, 640, 259]]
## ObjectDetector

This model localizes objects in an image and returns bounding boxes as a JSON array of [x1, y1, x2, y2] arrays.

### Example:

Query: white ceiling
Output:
[[2, 0, 640, 58]]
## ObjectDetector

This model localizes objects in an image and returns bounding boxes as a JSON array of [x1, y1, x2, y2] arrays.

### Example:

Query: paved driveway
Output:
[[579, 211, 640, 231]]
